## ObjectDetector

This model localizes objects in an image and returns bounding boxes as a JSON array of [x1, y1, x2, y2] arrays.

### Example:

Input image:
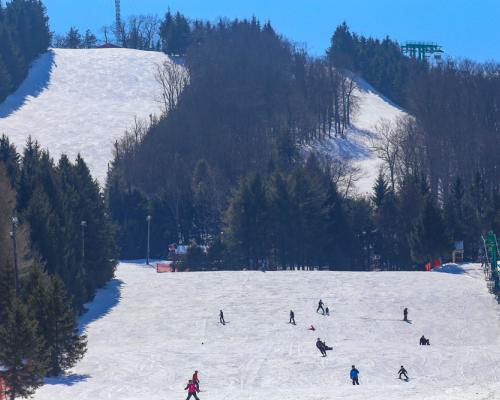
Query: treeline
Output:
[[107, 18, 358, 260], [0, 0, 51, 101], [221, 161, 453, 270], [371, 61, 500, 260], [0, 136, 117, 397]]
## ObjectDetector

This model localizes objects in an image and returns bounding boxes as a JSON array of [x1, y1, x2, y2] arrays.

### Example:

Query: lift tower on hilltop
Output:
[[401, 42, 443, 62]]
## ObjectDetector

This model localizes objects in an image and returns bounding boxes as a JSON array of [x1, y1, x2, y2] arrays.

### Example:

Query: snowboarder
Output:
[[219, 310, 225, 325], [350, 365, 360, 385], [316, 338, 327, 357], [289, 310, 296, 325], [325, 307, 330, 316], [398, 366, 409, 380], [192, 370, 200, 391], [403, 307, 408, 322], [317, 299, 325, 314], [185, 380, 201, 400]]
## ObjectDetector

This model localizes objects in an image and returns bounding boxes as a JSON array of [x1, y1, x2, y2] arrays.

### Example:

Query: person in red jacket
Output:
[[192, 370, 200, 391], [184, 380, 200, 400]]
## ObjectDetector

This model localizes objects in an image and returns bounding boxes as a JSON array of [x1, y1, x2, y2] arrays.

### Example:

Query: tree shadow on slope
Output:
[[78, 278, 124, 333], [0, 50, 55, 118], [44, 374, 91, 386]]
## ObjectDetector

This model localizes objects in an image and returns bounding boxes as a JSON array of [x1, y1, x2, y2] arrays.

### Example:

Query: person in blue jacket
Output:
[[350, 365, 360, 385]]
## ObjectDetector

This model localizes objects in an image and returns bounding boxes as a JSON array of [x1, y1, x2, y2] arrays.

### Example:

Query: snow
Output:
[[306, 78, 407, 195], [0, 48, 170, 184], [34, 262, 500, 400], [0, 48, 404, 193]]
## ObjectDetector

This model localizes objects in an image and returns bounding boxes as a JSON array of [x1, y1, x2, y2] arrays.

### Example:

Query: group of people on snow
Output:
[[208, 302, 425, 391], [184, 370, 201, 399]]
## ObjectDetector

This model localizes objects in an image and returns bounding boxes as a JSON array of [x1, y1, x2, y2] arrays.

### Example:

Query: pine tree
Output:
[[25, 269, 87, 377], [371, 170, 389, 210], [409, 196, 451, 264], [0, 261, 15, 322], [0, 298, 46, 400]]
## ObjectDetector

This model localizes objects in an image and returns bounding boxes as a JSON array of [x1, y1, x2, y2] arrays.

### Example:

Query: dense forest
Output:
[[0, 135, 117, 397], [105, 15, 500, 271], [0, 0, 51, 102]]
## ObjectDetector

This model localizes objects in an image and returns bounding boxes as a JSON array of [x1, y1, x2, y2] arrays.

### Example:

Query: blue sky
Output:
[[43, 0, 498, 62]]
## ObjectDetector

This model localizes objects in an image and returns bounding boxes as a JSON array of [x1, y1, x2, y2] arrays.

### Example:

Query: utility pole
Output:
[[81, 220, 87, 260], [10, 216, 19, 295], [146, 215, 152, 265]]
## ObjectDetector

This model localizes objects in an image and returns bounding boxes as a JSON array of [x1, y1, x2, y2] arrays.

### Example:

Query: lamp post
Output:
[[81, 220, 87, 260], [146, 215, 151, 265], [10, 216, 19, 294]]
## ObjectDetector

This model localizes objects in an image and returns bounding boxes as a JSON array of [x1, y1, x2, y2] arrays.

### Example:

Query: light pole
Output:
[[10, 216, 19, 294], [146, 215, 151, 265], [81, 220, 87, 260]]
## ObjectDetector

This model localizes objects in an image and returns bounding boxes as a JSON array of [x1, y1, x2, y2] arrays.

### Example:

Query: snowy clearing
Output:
[[305, 79, 407, 194], [34, 262, 500, 400], [0, 48, 404, 192], [0, 48, 169, 184]]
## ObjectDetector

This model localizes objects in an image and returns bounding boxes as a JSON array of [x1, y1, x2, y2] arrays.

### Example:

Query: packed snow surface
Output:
[[305, 79, 407, 194], [0, 48, 168, 183], [34, 262, 500, 400]]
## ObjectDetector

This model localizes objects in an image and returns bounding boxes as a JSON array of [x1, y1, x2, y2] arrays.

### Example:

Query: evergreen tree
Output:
[[409, 196, 451, 264], [25, 269, 87, 376], [225, 173, 269, 268], [0, 298, 46, 400], [0, 261, 15, 322]]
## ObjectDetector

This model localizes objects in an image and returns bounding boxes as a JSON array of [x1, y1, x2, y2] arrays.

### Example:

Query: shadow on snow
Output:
[[78, 278, 124, 333], [0, 50, 55, 118], [44, 374, 90, 386]]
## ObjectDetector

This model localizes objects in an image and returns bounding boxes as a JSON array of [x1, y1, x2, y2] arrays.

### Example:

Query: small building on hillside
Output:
[[97, 43, 121, 49]]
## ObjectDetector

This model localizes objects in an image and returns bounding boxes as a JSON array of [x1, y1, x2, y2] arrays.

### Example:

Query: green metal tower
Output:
[[401, 42, 443, 61], [483, 231, 499, 291]]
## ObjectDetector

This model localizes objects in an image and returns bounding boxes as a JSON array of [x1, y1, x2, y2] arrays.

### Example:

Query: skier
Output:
[[350, 365, 360, 385], [289, 310, 296, 325], [403, 307, 408, 322], [398, 365, 409, 380], [317, 299, 325, 314], [185, 380, 201, 400], [192, 370, 200, 391], [316, 338, 327, 357], [325, 307, 330, 316], [219, 310, 225, 325]]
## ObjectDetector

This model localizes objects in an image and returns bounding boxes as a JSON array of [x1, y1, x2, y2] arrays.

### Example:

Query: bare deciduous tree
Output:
[[155, 60, 189, 115]]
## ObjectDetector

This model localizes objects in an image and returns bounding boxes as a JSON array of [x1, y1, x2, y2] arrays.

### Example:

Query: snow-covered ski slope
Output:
[[305, 79, 406, 194], [0, 48, 168, 183], [0, 48, 403, 191], [34, 262, 500, 400]]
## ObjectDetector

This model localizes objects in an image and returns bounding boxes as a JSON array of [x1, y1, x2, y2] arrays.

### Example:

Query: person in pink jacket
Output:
[[185, 380, 201, 400]]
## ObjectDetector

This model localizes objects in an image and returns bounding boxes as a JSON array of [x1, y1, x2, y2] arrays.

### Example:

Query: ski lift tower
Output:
[[401, 42, 443, 62], [483, 231, 499, 292]]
